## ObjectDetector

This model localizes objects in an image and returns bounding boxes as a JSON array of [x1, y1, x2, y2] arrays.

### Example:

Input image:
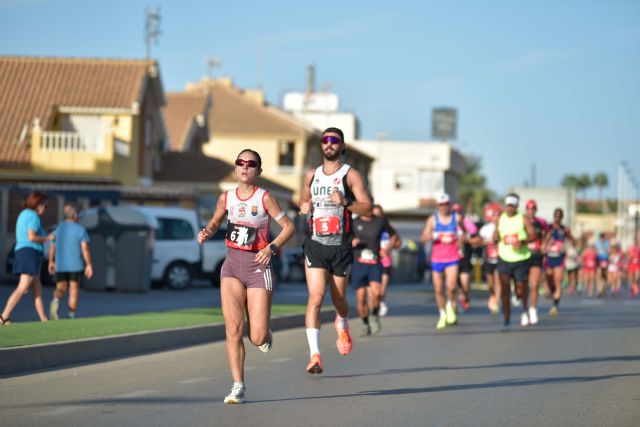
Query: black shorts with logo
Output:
[[55, 271, 84, 282], [497, 258, 530, 283], [303, 238, 354, 277]]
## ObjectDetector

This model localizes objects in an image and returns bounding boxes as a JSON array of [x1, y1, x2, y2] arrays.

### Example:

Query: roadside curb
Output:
[[0, 310, 336, 376]]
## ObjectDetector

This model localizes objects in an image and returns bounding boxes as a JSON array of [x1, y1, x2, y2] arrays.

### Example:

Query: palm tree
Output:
[[593, 172, 609, 213], [577, 174, 592, 199], [459, 154, 494, 215], [561, 174, 579, 190]]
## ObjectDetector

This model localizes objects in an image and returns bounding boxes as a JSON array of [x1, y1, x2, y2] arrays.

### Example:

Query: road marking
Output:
[[270, 357, 292, 363], [116, 390, 160, 398], [179, 377, 214, 384], [36, 406, 82, 416], [581, 300, 604, 305]]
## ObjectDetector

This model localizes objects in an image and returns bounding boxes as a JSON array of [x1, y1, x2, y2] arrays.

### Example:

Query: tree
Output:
[[458, 154, 494, 216], [577, 174, 592, 199], [561, 174, 579, 189], [593, 172, 609, 213]]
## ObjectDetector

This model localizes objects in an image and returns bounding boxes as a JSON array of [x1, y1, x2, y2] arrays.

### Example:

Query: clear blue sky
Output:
[[2, 0, 638, 198]]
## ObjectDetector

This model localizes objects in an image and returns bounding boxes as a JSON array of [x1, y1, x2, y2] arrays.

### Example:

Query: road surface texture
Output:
[[2, 286, 639, 427]]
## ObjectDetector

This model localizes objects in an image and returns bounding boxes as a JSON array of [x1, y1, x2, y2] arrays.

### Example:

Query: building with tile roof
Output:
[[0, 56, 167, 186], [163, 92, 211, 152], [185, 77, 373, 202]]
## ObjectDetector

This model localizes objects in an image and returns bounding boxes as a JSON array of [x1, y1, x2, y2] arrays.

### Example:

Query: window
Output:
[[278, 141, 295, 167], [394, 173, 412, 191], [156, 218, 194, 240]]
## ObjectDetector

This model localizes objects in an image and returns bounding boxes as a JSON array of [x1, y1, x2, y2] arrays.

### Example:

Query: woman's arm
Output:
[[198, 194, 228, 244], [254, 192, 295, 265]]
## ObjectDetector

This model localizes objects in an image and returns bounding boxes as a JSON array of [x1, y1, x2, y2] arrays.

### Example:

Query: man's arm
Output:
[[298, 169, 315, 215], [81, 241, 93, 279], [341, 168, 372, 216], [48, 243, 56, 275], [420, 217, 434, 244]]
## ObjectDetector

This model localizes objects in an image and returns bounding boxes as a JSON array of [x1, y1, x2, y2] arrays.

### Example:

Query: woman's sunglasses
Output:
[[235, 158, 259, 168], [321, 136, 343, 145]]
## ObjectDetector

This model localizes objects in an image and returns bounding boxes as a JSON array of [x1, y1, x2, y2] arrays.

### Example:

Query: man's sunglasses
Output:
[[321, 136, 343, 145], [235, 159, 259, 168]]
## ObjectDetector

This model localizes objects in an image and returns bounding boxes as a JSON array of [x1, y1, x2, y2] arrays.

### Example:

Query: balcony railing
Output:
[[40, 131, 103, 153]]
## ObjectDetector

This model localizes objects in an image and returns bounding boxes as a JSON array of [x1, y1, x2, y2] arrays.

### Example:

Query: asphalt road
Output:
[[2, 287, 639, 427]]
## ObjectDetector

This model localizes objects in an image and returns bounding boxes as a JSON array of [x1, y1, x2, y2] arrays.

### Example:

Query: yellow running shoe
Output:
[[437, 315, 447, 330], [549, 306, 558, 316], [446, 304, 457, 325]]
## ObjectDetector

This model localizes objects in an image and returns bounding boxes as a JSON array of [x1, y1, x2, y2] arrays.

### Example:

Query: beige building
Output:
[[0, 56, 167, 187], [350, 139, 465, 212], [184, 77, 373, 203]]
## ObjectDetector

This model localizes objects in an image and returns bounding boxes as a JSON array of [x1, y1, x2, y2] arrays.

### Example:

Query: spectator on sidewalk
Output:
[[48, 203, 93, 320], [1, 192, 54, 325]]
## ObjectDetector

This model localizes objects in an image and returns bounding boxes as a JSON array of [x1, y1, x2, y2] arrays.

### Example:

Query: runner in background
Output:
[[627, 238, 640, 298], [372, 205, 401, 317], [565, 239, 581, 295], [479, 203, 502, 314], [453, 203, 480, 312], [607, 243, 624, 296], [544, 208, 574, 316], [582, 243, 598, 297], [523, 199, 549, 325], [420, 193, 462, 330], [494, 193, 536, 330], [595, 232, 611, 297]]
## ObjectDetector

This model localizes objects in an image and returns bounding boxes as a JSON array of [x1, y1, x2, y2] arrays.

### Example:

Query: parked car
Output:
[[132, 206, 228, 289]]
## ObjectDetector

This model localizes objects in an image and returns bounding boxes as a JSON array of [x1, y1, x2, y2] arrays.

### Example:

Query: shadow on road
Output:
[[321, 355, 640, 379]]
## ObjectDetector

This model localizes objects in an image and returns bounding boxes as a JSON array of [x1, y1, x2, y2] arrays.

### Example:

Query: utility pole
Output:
[[145, 7, 162, 61]]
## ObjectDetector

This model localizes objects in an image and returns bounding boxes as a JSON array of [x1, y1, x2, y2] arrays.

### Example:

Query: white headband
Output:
[[504, 196, 519, 207]]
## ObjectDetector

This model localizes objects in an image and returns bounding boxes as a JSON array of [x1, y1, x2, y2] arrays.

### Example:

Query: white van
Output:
[[133, 206, 228, 289]]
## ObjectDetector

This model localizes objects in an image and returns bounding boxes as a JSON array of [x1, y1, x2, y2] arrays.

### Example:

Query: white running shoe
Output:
[[258, 330, 272, 353], [520, 312, 530, 327], [511, 295, 521, 307], [224, 383, 246, 404], [379, 302, 388, 317], [49, 299, 59, 321], [528, 307, 538, 325], [370, 315, 382, 335]]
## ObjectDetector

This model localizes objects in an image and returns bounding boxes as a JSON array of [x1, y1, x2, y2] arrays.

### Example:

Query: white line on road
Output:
[[36, 406, 82, 416], [116, 390, 160, 398], [270, 357, 292, 363], [179, 377, 214, 384]]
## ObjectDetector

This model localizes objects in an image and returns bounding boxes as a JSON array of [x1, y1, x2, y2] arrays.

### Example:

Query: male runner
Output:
[[299, 127, 372, 374], [524, 199, 548, 324], [453, 203, 480, 312], [494, 193, 536, 330], [373, 204, 401, 317], [479, 203, 501, 314], [351, 208, 396, 336]]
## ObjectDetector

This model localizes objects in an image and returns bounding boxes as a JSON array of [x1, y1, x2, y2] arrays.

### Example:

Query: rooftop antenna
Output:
[[205, 56, 221, 79], [306, 64, 316, 96], [144, 7, 162, 61]]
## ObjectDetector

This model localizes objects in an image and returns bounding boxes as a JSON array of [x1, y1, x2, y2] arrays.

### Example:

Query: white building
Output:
[[350, 139, 465, 213]]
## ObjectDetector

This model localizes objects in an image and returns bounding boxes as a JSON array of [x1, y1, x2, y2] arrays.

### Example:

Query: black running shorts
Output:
[[497, 258, 530, 283], [55, 271, 83, 282], [529, 252, 544, 269], [303, 238, 353, 277]]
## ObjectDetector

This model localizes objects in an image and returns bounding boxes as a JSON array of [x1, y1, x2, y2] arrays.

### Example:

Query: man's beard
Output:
[[323, 149, 341, 161]]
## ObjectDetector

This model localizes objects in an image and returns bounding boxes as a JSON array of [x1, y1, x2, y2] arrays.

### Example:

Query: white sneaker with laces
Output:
[[379, 302, 388, 317], [258, 330, 272, 353], [224, 383, 246, 404], [520, 312, 530, 327], [528, 307, 538, 325]]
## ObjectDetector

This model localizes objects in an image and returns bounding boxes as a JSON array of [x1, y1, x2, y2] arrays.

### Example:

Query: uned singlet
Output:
[[225, 187, 270, 251], [309, 164, 354, 246]]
